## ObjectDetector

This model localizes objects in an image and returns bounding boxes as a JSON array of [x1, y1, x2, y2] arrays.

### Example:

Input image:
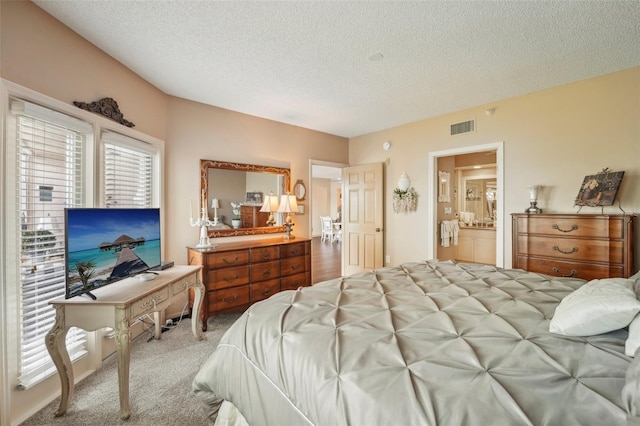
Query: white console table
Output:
[[45, 265, 205, 420]]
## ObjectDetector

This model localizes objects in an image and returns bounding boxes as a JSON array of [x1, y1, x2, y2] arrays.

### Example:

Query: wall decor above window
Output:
[[73, 97, 134, 127]]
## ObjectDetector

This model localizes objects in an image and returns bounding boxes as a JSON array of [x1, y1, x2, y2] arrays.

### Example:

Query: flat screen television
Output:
[[64, 208, 161, 299]]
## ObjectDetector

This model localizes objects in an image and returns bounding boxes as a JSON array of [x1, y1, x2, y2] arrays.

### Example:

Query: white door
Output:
[[342, 163, 384, 275]]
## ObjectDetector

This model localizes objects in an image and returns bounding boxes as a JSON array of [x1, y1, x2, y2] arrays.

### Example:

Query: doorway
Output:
[[309, 160, 347, 282], [426, 142, 505, 267]]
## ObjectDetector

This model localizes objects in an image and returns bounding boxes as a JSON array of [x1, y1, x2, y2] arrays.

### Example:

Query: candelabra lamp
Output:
[[525, 185, 543, 214], [276, 194, 299, 240], [190, 195, 216, 247], [259, 192, 279, 226]]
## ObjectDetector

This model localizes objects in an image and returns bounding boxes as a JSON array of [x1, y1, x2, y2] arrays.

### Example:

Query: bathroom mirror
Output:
[[438, 171, 450, 202], [456, 169, 497, 226], [200, 159, 290, 237]]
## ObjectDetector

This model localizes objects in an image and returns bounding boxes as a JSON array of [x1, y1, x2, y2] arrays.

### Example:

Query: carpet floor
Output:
[[21, 313, 241, 426]]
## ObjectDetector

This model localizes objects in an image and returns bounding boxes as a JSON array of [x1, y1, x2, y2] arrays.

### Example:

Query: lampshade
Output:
[[211, 197, 220, 209], [398, 172, 411, 191], [277, 194, 299, 214], [259, 193, 280, 213], [527, 185, 540, 201]]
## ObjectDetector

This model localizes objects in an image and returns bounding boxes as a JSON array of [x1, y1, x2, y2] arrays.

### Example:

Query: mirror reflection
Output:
[[200, 160, 290, 237], [456, 168, 497, 227]]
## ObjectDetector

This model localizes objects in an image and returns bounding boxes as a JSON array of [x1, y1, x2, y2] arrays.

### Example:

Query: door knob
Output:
[[376, 228, 381, 232]]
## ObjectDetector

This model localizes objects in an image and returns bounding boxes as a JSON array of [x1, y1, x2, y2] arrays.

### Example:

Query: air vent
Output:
[[450, 120, 475, 136]]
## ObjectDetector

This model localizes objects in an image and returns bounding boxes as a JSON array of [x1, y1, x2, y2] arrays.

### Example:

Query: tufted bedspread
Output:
[[192, 260, 634, 425]]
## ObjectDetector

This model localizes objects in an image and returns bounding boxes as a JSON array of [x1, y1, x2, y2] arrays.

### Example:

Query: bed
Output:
[[193, 260, 640, 425]]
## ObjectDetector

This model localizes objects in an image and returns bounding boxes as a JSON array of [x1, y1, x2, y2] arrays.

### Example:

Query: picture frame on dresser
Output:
[[574, 169, 624, 207]]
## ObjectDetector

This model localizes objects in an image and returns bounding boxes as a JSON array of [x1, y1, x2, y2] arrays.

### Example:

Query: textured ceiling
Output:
[[34, 1, 640, 138]]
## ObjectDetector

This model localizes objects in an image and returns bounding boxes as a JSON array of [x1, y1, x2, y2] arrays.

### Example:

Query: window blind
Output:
[[13, 102, 90, 389], [102, 132, 155, 208]]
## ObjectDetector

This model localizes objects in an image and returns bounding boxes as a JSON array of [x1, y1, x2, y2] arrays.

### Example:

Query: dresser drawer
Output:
[[281, 242, 307, 258], [170, 273, 195, 296], [250, 279, 280, 302], [208, 287, 250, 311], [518, 216, 624, 239], [208, 266, 250, 290], [516, 256, 625, 280], [517, 235, 624, 263], [251, 246, 279, 263], [131, 287, 170, 317], [206, 249, 250, 269], [281, 272, 309, 291], [281, 256, 306, 277], [251, 260, 280, 282]]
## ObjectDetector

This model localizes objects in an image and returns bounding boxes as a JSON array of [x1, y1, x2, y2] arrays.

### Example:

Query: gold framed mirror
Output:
[[294, 179, 306, 201], [200, 159, 291, 237]]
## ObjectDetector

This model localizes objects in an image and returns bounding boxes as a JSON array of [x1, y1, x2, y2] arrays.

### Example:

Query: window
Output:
[[12, 100, 91, 388], [9, 99, 161, 390], [102, 132, 157, 208]]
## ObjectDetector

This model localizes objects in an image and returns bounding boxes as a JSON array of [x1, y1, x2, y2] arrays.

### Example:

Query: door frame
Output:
[[426, 141, 505, 267], [308, 159, 349, 276]]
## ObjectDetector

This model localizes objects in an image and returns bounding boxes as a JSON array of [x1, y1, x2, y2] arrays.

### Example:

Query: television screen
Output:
[[65, 208, 161, 299]]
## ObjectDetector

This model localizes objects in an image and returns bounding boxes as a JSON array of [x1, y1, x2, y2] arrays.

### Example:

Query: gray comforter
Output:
[[193, 261, 634, 425]]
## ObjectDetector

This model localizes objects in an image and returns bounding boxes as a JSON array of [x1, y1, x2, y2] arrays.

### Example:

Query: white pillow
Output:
[[549, 278, 640, 336], [626, 313, 640, 357]]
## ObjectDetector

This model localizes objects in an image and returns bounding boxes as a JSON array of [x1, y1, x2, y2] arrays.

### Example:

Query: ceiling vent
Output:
[[450, 120, 475, 136]]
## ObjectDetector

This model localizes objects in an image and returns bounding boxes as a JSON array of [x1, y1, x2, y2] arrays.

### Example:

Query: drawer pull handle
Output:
[[288, 248, 301, 255], [223, 256, 239, 264], [262, 270, 271, 277], [552, 245, 579, 255], [552, 224, 578, 233], [222, 295, 239, 303], [552, 267, 578, 277], [263, 288, 271, 296], [223, 274, 239, 282], [262, 253, 270, 260], [290, 265, 299, 271]]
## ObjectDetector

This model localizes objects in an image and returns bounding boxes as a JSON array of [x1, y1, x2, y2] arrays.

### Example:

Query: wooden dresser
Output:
[[512, 213, 635, 280], [188, 238, 311, 330], [241, 205, 270, 228]]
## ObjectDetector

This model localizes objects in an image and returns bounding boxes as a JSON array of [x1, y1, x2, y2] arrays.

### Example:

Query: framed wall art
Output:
[[245, 191, 263, 204], [574, 169, 624, 207]]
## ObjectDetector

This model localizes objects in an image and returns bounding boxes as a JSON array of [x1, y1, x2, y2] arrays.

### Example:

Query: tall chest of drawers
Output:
[[512, 213, 635, 281], [188, 238, 311, 330]]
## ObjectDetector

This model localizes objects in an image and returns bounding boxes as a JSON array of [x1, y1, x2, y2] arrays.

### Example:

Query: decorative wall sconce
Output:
[[393, 172, 417, 213], [525, 185, 542, 213]]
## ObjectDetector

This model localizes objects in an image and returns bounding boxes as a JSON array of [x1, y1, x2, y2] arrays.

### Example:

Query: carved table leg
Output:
[[153, 310, 162, 339], [45, 305, 73, 417], [191, 279, 205, 340], [115, 307, 131, 420]]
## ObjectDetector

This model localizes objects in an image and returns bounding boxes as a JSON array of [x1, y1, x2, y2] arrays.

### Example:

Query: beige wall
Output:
[[0, 0, 168, 140], [164, 96, 348, 263], [350, 67, 640, 270]]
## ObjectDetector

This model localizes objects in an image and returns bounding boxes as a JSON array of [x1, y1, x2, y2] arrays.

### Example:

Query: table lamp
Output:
[[259, 192, 279, 226], [276, 193, 299, 240], [210, 197, 220, 225]]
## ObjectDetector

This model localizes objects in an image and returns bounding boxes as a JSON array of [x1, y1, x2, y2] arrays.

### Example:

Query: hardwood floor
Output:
[[311, 236, 342, 283]]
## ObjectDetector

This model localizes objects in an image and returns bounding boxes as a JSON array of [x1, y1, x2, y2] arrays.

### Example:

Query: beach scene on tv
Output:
[[65, 208, 161, 298]]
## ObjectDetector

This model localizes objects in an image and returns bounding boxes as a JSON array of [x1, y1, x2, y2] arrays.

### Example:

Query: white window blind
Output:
[[12, 100, 91, 389], [102, 132, 155, 208]]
